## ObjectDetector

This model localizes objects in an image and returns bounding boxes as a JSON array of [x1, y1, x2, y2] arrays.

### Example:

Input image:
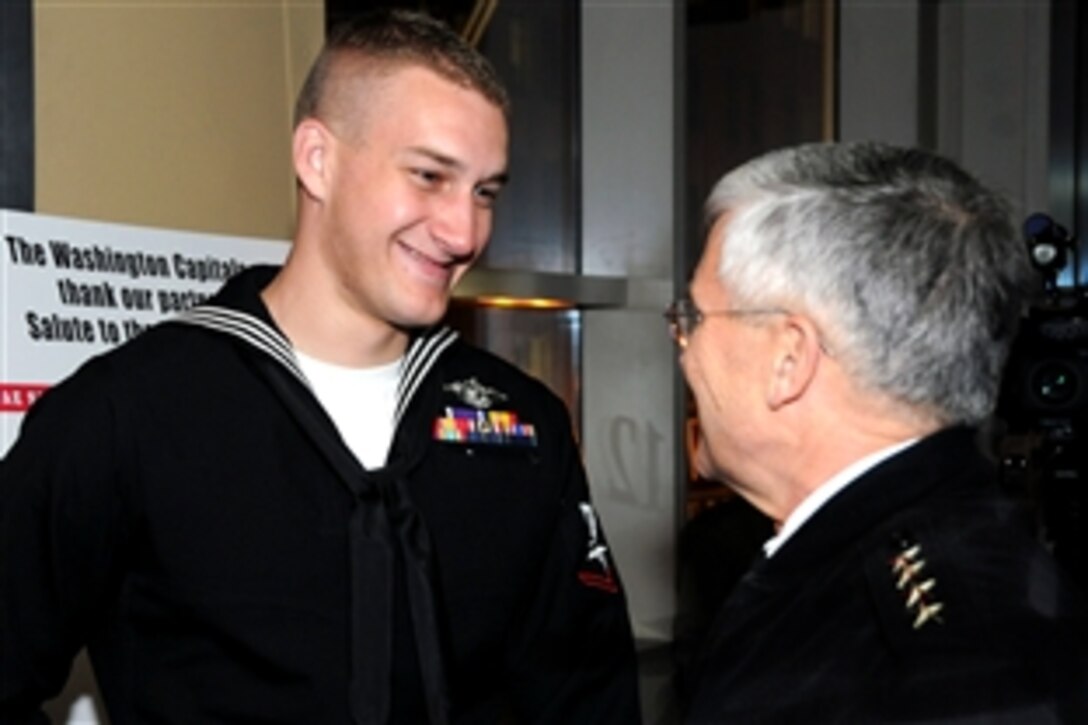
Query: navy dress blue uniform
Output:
[[0, 265, 640, 724], [684, 426, 1088, 723]]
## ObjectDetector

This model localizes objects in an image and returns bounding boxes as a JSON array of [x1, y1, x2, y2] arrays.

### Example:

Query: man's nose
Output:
[[431, 192, 482, 258]]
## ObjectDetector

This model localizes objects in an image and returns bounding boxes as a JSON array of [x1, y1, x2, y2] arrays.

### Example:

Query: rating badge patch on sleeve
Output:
[[576, 502, 619, 594]]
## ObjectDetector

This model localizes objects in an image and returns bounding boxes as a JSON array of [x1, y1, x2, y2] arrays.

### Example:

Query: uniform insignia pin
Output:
[[443, 377, 508, 409]]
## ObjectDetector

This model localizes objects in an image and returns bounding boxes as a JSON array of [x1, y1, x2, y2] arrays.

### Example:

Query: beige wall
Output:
[[34, 0, 324, 240]]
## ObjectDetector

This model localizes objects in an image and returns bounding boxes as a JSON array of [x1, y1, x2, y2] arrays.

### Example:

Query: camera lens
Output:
[[1031, 361, 1080, 406]]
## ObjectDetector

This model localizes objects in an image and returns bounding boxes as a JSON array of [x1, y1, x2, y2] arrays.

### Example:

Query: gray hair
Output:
[[705, 141, 1035, 425]]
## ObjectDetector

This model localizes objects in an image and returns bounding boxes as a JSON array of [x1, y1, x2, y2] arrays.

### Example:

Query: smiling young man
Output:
[[0, 11, 640, 724]]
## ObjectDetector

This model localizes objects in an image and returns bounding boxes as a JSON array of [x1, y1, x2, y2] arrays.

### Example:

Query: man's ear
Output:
[[292, 118, 331, 202], [766, 315, 823, 409]]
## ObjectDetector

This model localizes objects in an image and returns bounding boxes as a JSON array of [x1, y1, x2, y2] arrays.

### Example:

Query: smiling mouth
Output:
[[398, 241, 458, 285]]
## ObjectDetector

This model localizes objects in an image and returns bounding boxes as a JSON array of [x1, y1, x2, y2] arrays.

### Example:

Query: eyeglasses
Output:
[[664, 298, 787, 349]]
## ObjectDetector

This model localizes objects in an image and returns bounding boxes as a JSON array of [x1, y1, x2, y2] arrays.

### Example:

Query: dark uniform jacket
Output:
[[685, 427, 1088, 723], [0, 266, 640, 724]]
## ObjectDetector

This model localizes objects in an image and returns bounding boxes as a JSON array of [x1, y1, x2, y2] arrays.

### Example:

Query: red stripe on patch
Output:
[[577, 571, 619, 594]]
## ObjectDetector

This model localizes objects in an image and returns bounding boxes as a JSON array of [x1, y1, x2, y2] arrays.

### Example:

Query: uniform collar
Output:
[[761, 426, 989, 577], [763, 438, 920, 558], [175, 264, 458, 427]]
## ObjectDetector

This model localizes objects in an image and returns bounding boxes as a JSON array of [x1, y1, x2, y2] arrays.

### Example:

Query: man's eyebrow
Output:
[[482, 171, 510, 187], [405, 146, 459, 168], [404, 146, 508, 185]]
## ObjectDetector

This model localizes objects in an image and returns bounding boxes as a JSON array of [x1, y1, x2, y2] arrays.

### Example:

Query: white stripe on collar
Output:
[[181, 306, 304, 383], [396, 327, 458, 426], [177, 306, 458, 425]]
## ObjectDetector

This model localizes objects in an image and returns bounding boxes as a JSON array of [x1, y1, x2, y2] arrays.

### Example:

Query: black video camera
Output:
[[999, 213, 1086, 435], [994, 213, 1086, 586]]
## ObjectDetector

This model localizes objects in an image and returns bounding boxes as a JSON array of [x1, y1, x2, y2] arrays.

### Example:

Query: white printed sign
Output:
[[1, 210, 288, 456]]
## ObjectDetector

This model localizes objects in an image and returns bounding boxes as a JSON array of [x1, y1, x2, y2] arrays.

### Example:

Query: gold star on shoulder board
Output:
[[889, 534, 945, 630]]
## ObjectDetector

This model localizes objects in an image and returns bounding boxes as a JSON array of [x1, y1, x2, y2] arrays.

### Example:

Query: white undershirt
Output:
[[763, 438, 919, 558], [295, 350, 401, 470]]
